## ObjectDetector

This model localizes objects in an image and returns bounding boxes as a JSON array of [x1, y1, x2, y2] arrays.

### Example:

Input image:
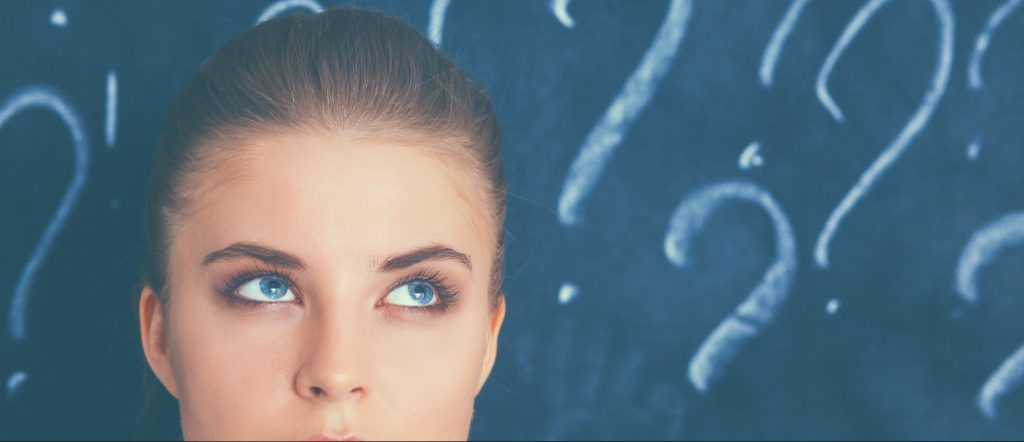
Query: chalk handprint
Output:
[[531, 318, 686, 440]]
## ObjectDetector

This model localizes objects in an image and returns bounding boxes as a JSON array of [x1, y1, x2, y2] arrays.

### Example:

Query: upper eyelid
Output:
[[382, 271, 454, 303], [224, 268, 302, 302], [238, 274, 298, 300]]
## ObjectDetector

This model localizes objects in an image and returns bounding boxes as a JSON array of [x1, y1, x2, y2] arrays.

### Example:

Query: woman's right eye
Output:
[[235, 275, 296, 302]]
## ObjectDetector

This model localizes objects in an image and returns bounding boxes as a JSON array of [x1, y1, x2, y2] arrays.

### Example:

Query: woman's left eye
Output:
[[236, 276, 296, 302], [384, 281, 440, 308]]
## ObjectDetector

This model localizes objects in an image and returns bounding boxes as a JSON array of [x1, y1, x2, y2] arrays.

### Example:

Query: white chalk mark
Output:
[[815, 0, 889, 123], [428, 0, 454, 48], [687, 317, 758, 393], [814, 0, 953, 269], [50, 8, 67, 27], [968, 0, 1022, 90], [558, 0, 693, 226], [557, 282, 579, 305], [105, 70, 117, 149], [955, 212, 1024, 305], [551, 0, 576, 29], [955, 211, 1024, 421], [826, 298, 840, 315], [255, 0, 323, 25], [760, 0, 811, 88], [967, 135, 982, 161], [3, 86, 90, 341], [738, 141, 764, 170], [664, 181, 797, 393], [978, 345, 1024, 421], [6, 371, 27, 402]]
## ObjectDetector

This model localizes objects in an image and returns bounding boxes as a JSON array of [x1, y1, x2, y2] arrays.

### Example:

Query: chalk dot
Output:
[[966, 138, 982, 161], [738, 142, 764, 170], [50, 8, 67, 27], [825, 298, 840, 315], [558, 283, 579, 305]]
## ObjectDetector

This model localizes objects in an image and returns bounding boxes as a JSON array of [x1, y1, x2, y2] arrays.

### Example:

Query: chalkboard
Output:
[[2, 0, 1024, 439]]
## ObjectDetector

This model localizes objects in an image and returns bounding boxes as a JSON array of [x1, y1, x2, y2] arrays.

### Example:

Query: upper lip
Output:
[[305, 433, 361, 441]]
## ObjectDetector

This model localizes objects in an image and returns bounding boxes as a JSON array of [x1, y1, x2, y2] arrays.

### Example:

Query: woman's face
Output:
[[138, 130, 505, 441]]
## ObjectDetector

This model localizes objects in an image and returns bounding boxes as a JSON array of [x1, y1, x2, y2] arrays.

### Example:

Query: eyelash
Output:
[[215, 262, 460, 315]]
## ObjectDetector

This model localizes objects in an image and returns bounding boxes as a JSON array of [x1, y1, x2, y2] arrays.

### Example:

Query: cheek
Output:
[[167, 294, 299, 437], [370, 314, 488, 437]]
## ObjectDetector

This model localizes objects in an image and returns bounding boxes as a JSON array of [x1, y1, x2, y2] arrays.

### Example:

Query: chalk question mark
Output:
[[2, 85, 90, 401], [663, 181, 796, 393], [953, 17, 1024, 423], [954, 14, 1024, 421], [557, 0, 693, 227], [812, 0, 953, 269], [955, 211, 1024, 421]]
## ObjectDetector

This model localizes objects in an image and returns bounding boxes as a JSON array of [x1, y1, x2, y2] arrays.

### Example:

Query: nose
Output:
[[295, 312, 368, 403]]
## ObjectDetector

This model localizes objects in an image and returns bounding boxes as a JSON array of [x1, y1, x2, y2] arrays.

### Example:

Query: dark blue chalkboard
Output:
[[2, 0, 1024, 439]]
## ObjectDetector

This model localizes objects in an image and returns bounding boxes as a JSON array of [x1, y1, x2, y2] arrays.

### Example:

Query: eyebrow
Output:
[[203, 242, 308, 270], [375, 243, 472, 273], [202, 242, 472, 273]]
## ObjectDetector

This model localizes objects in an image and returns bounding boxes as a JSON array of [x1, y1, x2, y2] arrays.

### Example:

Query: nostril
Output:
[[309, 386, 363, 398]]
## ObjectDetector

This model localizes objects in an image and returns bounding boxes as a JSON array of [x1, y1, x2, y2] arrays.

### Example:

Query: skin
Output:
[[138, 129, 506, 441]]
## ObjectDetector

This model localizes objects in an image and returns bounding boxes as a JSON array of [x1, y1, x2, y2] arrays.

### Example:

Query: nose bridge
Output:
[[296, 292, 369, 402]]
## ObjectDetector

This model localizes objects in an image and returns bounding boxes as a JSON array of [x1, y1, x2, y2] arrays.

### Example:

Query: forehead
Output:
[[173, 130, 493, 274]]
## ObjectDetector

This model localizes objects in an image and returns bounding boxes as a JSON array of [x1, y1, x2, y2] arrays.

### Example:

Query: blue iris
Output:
[[407, 282, 435, 305], [259, 277, 289, 300]]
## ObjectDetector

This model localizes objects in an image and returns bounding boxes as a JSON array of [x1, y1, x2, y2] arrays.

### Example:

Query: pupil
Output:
[[260, 277, 286, 299]]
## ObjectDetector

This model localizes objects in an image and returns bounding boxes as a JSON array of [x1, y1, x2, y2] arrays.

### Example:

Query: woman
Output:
[[136, 5, 507, 440]]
